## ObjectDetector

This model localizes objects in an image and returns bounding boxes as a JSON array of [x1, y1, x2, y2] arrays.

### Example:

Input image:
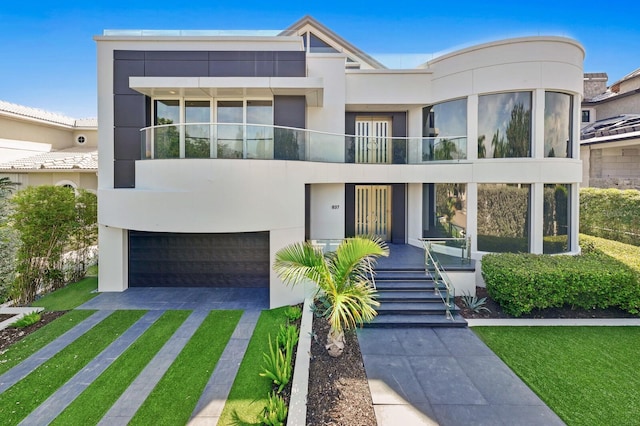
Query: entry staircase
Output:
[[364, 241, 468, 328]]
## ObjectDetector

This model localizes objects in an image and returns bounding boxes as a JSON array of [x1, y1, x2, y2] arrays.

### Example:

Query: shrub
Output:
[[259, 390, 288, 426], [276, 323, 299, 349], [482, 252, 640, 317], [259, 335, 293, 393], [283, 305, 302, 322], [580, 187, 640, 246], [11, 311, 41, 328]]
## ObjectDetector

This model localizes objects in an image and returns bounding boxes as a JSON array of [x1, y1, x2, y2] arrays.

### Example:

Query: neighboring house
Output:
[[96, 16, 584, 307], [580, 69, 640, 189], [0, 100, 98, 191]]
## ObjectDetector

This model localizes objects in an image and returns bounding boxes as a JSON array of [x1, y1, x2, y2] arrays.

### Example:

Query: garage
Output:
[[128, 231, 270, 288]]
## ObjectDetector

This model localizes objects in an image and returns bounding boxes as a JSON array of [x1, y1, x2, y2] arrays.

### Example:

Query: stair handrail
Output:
[[418, 237, 471, 264], [420, 239, 455, 321]]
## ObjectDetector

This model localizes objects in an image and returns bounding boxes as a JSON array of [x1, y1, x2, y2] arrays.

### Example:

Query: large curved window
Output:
[[478, 92, 531, 158], [477, 183, 530, 252], [422, 98, 467, 160], [543, 184, 571, 253], [544, 92, 573, 158]]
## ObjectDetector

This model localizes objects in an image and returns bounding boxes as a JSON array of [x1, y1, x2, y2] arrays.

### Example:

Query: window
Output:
[[544, 92, 573, 158], [582, 110, 590, 123], [423, 99, 467, 160], [543, 184, 571, 253], [478, 92, 532, 158], [151, 98, 273, 159], [477, 184, 531, 253]]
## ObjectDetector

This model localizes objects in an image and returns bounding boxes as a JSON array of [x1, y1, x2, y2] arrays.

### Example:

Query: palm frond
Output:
[[273, 242, 329, 287]]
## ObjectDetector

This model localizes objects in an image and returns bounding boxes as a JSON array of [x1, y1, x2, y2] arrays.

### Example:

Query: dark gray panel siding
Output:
[[128, 231, 269, 287], [112, 50, 306, 188], [273, 96, 306, 160], [391, 183, 406, 244]]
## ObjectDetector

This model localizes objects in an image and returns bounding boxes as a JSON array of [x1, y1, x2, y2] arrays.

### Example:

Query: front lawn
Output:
[[31, 277, 98, 311], [218, 306, 292, 425], [0, 310, 146, 425], [474, 326, 640, 426]]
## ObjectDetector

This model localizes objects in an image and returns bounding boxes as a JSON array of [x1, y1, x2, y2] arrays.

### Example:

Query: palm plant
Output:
[[273, 236, 389, 357]]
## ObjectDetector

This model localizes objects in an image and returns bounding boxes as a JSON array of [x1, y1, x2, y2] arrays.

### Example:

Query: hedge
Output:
[[482, 252, 640, 317], [580, 187, 640, 246]]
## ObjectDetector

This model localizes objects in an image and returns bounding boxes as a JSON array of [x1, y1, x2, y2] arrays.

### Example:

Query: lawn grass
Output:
[[51, 310, 191, 425], [0, 310, 145, 425], [129, 310, 242, 426], [218, 306, 290, 425], [474, 326, 640, 426], [0, 310, 95, 376], [31, 277, 98, 311]]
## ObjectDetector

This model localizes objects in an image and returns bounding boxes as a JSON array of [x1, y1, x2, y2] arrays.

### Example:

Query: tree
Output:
[[491, 129, 505, 158], [0, 178, 19, 302], [10, 186, 76, 304], [69, 190, 98, 282], [273, 237, 389, 357]]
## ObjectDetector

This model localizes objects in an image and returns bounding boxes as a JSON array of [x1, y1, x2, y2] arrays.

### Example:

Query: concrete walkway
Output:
[[357, 327, 565, 426]]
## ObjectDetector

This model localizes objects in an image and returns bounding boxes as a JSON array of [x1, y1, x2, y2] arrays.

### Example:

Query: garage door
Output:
[[128, 231, 269, 288]]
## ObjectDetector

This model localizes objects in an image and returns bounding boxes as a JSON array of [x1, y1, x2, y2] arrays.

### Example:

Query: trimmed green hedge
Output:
[[482, 252, 640, 317], [580, 187, 640, 246]]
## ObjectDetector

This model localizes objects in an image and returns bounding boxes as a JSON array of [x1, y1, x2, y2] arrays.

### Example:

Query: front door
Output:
[[355, 185, 391, 240], [355, 117, 392, 163]]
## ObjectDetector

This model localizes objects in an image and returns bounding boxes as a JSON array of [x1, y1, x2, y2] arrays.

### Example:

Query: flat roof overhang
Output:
[[129, 76, 324, 107]]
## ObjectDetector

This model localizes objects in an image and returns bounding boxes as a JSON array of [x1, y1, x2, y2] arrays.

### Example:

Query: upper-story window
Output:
[[422, 98, 467, 161], [152, 98, 273, 159], [581, 110, 591, 123], [478, 92, 532, 158], [544, 92, 573, 158]]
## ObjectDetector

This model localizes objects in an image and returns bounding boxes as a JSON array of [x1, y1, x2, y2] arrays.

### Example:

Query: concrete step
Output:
[[378, 302, 459, 314], [375, 271, 432, 281], [377, 290, 442, 302], [376, 281, 436, 291], [365, 313, 467, 328]]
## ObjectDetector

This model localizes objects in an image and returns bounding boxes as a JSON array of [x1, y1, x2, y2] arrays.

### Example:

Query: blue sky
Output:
[[0, 1, 638, 118]]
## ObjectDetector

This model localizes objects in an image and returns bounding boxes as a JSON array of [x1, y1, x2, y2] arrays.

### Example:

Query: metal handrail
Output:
[[420, 236, 471, 264], [421, 240, 455, 321]]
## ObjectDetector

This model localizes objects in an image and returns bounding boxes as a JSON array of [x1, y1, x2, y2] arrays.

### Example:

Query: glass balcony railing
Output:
[[140, 123, 467, 164]]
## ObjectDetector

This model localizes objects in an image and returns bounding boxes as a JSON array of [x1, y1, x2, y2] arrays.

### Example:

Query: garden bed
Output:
[[0, 311, 66, 353], [306, 304, 376, 426]]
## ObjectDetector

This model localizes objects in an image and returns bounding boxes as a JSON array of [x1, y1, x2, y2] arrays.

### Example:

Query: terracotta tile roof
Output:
[[0, 147, 97, 171], [0, 100, 96, 128]]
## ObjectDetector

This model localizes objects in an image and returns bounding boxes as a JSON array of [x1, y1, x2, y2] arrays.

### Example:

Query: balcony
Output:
[[140, 123, 467, 164]]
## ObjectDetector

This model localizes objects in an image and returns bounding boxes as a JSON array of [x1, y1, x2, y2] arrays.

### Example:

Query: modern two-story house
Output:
[[96, 16, 584, 307]]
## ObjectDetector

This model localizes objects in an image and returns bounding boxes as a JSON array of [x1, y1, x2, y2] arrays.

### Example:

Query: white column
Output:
[[98, 225, 128, 292], [530, 183, 544, 254], [466, 182, 478, 255], [407, 183, 423, 248], [270, 227, 307, 308], [467, 95, 478, 161], [533, 89, 545, 158], [571, 183, 580, 253]]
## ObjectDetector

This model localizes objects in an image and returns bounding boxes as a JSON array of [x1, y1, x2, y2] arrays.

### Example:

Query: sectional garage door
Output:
[[128, 231, 269, 288]]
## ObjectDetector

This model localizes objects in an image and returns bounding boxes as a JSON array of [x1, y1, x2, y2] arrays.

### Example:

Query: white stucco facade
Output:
[[96, 20, 584, 307]]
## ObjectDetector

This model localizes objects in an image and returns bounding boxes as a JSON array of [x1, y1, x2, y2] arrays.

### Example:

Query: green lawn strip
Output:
[[474, 326, 640, 426], [218, 306, 290, 425], [0, 310, 146, 425], [0, 310, 96, 376], [129, 310, 243, 426], [31, 277, 98, 311], [51, 310, 191, 425]]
